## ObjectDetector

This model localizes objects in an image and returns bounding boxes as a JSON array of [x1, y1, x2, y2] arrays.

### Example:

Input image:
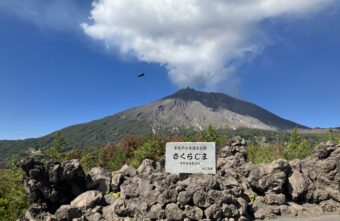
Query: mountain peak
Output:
[[161, 88, 307, 130], [168, 87, 198, 97], [164, 87, 227, 102]]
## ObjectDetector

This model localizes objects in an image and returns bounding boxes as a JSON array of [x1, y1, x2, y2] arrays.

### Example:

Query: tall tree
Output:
[[46, 132, 66, 160]]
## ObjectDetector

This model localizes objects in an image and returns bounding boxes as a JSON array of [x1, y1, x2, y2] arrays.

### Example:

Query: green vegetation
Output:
[[247, 193, 257, 203], [248, 145, 277, 164], [42, 126, 232, 170], [110, 192, 121, 199], [248, 129, 313, 163], [0, 156, 27, 221], [327, 128, 335, 141], [2, 117, 338, 163], [1, 126, 328, 170], [46, 132, 66, 161], [1, 125, 338, 221], [79, 145, 128, 172], [325, 128, 340, 143], [284, 128, 312, 160], [70, 126, 316, 169], [131, 136, 163, 168], [2, 125, 334, 171], [200, 125, 228, 149]]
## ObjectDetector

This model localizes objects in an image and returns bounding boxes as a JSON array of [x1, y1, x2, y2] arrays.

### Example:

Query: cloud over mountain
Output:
[[82, 0, 335, 91]]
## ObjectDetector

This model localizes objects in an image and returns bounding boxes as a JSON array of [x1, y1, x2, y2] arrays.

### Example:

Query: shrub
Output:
[[284, 128, 311, 160], [121, 135, 144, 158], [0, 156, 27, 221], [200, 125, 228, 149], [130, 136, 162, 168], [80, 147, 100, 171], [105, 146, 128, 171], [327, 128, 335, 141], [80, 145, 128, 172], [201, 125, 219, 142], [111, 192, 121, 199], [271, 141, 285, 159], [46, 132, 66, 161], [248, 140, 285, 164], [63, 149, 82, 161], [248, 144, 275, 164], [325, 128, 340, 143]]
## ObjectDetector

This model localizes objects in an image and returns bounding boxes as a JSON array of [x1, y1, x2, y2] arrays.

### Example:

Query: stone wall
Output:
[[20, 137, 340, 221]]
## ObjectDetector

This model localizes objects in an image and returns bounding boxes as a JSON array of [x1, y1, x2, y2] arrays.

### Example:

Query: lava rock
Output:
[[87, 167, 111, 193], [70, 190, 103, 209]]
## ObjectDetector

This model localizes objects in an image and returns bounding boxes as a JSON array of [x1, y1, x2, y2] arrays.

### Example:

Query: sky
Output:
[[0, 0, 340, 140]]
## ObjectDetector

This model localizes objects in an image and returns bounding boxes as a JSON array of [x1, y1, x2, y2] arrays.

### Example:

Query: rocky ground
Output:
[[20, 137, 340, 221], [269, 214, 340, 221]]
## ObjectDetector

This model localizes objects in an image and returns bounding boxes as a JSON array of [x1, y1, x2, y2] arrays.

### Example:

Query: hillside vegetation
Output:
[[0, 156, 27, 221], [1, 127, 339, 220], [1, 125, 338, 164], [61, 127, 334, 170], [0, 126, 339, 221]]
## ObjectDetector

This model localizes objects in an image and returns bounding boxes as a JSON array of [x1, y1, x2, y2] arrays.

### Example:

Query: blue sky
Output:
[[0, 1, 340, 140]]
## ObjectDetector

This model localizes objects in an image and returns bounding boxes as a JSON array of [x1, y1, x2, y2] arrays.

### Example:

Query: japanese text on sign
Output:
[[165, 142, 216, 174]]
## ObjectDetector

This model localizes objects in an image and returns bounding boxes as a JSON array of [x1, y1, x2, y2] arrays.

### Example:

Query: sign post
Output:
[[165, 142, 216, 175]]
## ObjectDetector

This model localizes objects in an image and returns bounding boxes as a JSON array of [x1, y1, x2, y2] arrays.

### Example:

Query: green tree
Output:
[[200, 125, 228, 149], [327, 128, 335, 141], [248, 142, 285, 164], [80, 148, 98, 171], [46, 132, 66, 161], [106, 146, 128, 171], [248, 144, 274, 164], [284, 128, 311, 160], [201, 125, 218, 142], [0, 155, 27, 221], [130, 136, 162, 168]]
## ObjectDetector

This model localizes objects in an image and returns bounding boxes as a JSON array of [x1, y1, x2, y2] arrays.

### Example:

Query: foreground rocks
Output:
[[20, 137, 340, 220], [249, 141, 340, 220], [21, 158, 88, 215]]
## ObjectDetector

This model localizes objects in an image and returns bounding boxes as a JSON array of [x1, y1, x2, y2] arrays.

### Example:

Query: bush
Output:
[[80, 147, 100, 171], [271, 141, 285, 159], [0, 156, 27, 221], [130, 136, 162, 168], [80, 145, 128, 172], [121, 135, 144, 158], [248, 144, 275, 164], [200, 125, 228, 149], [63, 149, 82, 161], [105, 146, 128, 171], [201, 125, 219, 142], [46, 132, 66, 161], [327, 128, 335, 141], [326, 128, 340, 143], [248, 140, 286, 164], [284, 128, 311, 160]]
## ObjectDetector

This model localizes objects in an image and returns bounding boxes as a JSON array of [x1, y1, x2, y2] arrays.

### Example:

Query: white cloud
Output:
[[82, 0, 334, 92], [0, 0, 88, 32]]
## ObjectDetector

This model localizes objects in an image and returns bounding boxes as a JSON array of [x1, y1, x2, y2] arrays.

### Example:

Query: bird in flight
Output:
[[137, 73, 145, 78]]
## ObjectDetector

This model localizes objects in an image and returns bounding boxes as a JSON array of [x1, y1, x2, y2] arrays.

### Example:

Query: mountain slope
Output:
[[0, 88, 307, 160], [120, 87, 307, 131]]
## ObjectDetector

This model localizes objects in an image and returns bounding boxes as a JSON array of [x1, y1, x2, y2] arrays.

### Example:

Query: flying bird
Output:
[[137, 73, 145, 78]]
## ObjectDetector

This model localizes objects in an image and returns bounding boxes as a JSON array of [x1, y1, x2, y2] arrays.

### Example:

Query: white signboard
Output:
[[165, 142, 216, 175]]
